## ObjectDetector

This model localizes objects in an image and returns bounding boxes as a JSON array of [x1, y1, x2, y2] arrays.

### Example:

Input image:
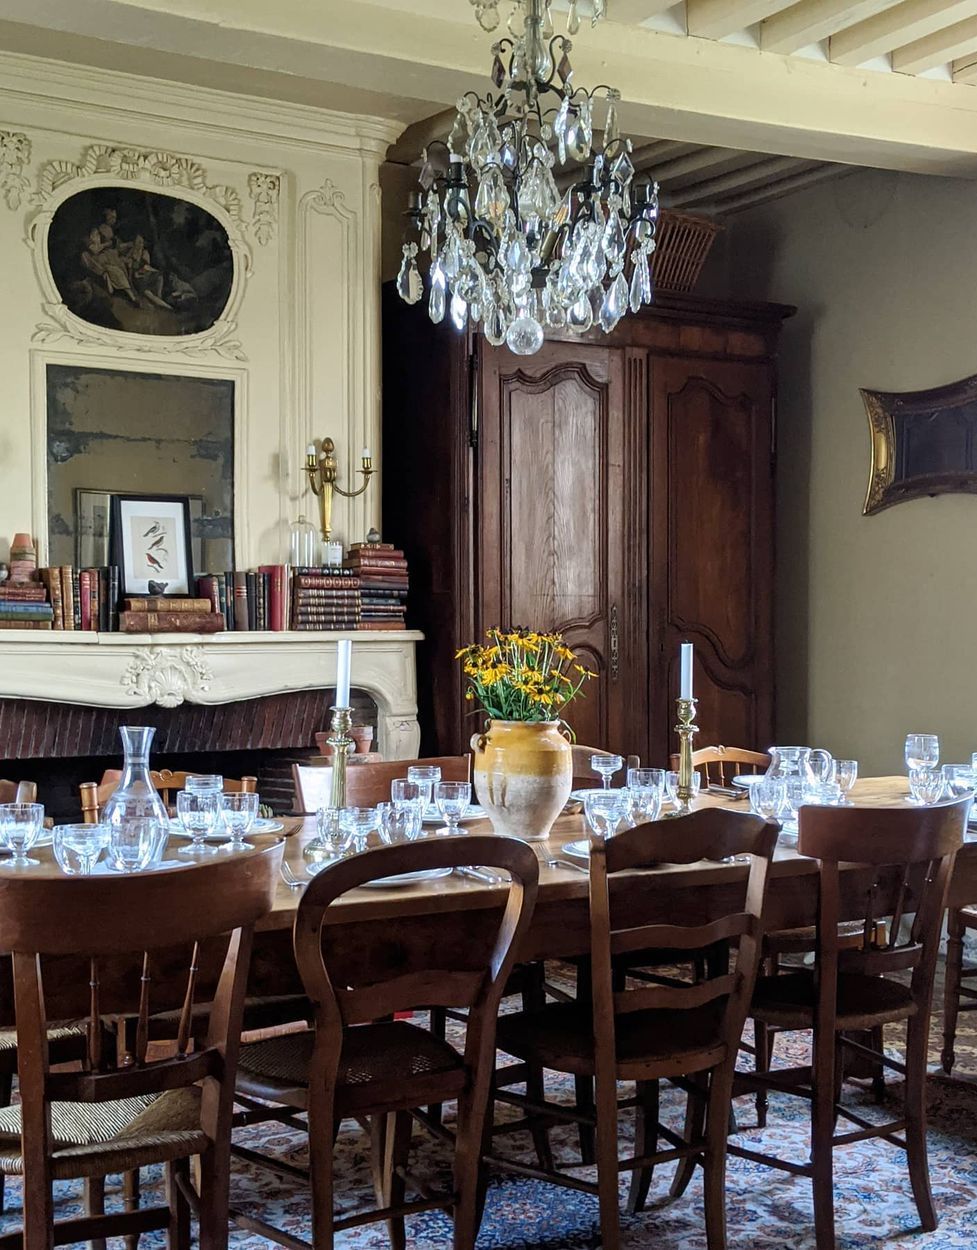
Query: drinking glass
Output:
[[627, 767, 665, 791], [339, 806, 381, 853], [584, 789, 629, 838], [435, 781, 472, 835], [943, 764, 977, 798], [749, 777, 787, 821], [905, 734, 939, 772], [306, 806, 351, 867], [378, 801, 424, 845], [908, 767, 945, 806], [176, 789, 221, 855], [407, 766, 441, 812], [591, 754, 623, 790], [834, 759, 858, 803], [391, 779, 422, 806], [107, 818, 168, 872], [664, 770, 701, 809], [0, 803, 44, 868], [220, 792, 259, 851], [53, 823, 109, 875], [627, 784, 662, 825]]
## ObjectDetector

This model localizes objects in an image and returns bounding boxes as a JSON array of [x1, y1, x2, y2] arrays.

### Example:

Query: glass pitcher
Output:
[[766, 746, 834, 787], [101, 726, 169, 827]]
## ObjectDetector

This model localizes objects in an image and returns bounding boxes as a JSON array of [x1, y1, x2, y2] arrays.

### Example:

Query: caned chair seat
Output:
[[0, 1024, 85, 1053], [763, 919, 870, 956], [752, 970, 917, 1032], [0, 1086, 207, 1180], [237, 1020, 468, 1115], [497, 1000, 729, 1080]]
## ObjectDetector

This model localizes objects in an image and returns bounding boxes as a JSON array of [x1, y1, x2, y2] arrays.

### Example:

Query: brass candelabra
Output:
[[304, 438, 375, 542], [327, 704, 354, 810], [672, 696, 699, 816]]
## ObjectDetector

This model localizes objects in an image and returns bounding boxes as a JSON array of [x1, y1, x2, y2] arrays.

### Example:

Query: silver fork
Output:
[[280, 862, 306, 890], [544, 858, 589, 875]]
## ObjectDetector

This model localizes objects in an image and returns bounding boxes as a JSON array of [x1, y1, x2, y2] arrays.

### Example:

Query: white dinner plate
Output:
[[421, 804, 487, 825], [731, 774, 763, 790], [561, 839, 591, 862], [168, 817, 284, 840], [569, 788, 631, 803], [357, 866, 453, 889]]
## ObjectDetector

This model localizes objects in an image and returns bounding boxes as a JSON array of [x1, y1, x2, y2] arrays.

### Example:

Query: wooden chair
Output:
[[491, 808, 777, 1250], [0, 780, 37, 805], [669, 745, 770, 788], [570, 745, 639, 789], [80, 770, 256, 823], [343, 755, 471, 808], [291, 757, 388, 815], [942, 904, 977, 1073], [230, 834, 539, 1250], [0, 839, 282, 1250], [735, 797, 967, 1250]]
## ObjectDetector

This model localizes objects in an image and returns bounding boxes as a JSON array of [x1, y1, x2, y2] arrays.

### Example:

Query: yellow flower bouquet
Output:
[[456, 627, 596, 722]]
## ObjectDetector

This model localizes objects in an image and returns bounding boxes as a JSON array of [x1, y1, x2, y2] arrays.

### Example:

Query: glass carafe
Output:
[[766, 746, 834, 787], [101, 726, 169, 827]]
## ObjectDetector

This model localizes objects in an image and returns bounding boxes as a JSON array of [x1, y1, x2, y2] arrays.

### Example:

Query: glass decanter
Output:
[[101, 726, 169, 828]]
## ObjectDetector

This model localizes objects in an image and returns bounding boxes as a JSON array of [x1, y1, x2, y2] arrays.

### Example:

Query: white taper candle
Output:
[[336, 638, 352, 708], [680, 642, 693, 701]]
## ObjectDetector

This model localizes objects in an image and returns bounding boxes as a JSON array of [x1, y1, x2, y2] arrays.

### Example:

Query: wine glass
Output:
[[908, 767, 945, 806], [749, 777, 787, 821], [407, 766, 441, 813], [627, 784, 662, 825], [377, 802, 424, 845], [391, 779, 421, 806], [435, 781, 472, 835], [339, 806, 381, 854], [584, 789, 629, 838], [220, 792, 259, 851], [591, 754, 623, 790], [107, 818, 168, 872], [0, 803, 44, 869], [835, 759, 858, 804], [664, 770, 701, 809], [627, 767, 664, 790], [175, 789, 221, 855], [53, 823, 109, 875], [905, 734, 939, 772]]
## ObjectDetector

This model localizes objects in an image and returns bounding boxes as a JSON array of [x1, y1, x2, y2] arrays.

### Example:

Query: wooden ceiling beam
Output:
[[701, 164, 853, 213], [639, 144, 744, 180], [830, 0, 977, 66], [893, 15, 977, 71], [952, 53, 977, 79], [686, 0, 799, 40], [670, 154, 811, 205], [760, 0, 904, 55]]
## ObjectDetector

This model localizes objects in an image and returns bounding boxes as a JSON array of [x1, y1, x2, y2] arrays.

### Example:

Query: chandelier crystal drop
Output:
[[397, 0, 659, 355]]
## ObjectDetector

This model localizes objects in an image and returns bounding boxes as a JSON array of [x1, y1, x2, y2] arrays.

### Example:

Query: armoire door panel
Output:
[[477, 341, 635, 755], [651, 355, 774, 761]]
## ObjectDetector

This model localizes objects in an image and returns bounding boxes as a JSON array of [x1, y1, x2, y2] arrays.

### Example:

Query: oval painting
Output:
[[47, 187, 234, 338]]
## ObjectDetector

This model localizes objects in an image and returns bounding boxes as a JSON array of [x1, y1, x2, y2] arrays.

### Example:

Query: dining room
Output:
[[1, 2, 977, 1249]]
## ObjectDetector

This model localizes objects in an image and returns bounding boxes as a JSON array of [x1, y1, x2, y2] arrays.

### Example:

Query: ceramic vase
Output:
[[471, 719, 572, 841]]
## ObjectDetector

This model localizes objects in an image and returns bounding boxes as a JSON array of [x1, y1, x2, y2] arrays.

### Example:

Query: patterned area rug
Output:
[[4, 967, 977, 1249]]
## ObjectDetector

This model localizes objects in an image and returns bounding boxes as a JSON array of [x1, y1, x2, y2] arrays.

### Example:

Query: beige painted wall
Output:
[[717, 169, 977, 775]]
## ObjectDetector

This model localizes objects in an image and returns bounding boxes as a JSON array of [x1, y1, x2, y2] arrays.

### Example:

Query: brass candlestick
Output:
[[673, 696, 699, 816], [327, 705, 354, 810], [304, 438, 375, 543]]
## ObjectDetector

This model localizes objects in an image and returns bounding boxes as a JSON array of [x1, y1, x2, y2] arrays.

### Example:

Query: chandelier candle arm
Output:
[[303, 437, 376, 542], [398, 0, 660, 356]]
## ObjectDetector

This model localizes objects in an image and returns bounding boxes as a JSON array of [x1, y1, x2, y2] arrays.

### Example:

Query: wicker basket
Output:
[[652, 209, 722, 294]]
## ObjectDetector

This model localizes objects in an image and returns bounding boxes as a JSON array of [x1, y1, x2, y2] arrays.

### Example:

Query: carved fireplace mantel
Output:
[[0, 630, 423, 759]]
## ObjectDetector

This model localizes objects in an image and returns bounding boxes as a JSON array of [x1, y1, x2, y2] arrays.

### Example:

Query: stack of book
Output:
[[119, 596, 225, 634], [0, 578, 54, 630], [37, 566, 120, 631], [195, 566, 289, 631], [345, 542, 408, 631], [289, 566, 361, 630]]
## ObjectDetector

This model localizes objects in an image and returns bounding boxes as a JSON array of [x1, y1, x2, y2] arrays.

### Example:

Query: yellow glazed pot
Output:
[[471, 719, 572, 841]]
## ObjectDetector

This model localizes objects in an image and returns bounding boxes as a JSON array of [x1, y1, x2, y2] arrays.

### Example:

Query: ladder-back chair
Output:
[[0, 839, 282, 1250], [0, 780, 37, 805], [669, 745, 770, 788], [80, 770, 256, 823]]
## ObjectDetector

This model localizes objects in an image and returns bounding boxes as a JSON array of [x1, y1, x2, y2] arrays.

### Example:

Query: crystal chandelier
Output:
[[396, 0, 660, 355]]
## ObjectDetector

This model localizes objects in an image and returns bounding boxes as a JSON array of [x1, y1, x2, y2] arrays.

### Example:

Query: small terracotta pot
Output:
[[471, 719, 572, 841], [350, 725, 375, 754]]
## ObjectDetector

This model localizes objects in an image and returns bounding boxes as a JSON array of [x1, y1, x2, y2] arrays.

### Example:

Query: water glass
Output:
[[943, 764, 977, 798], [176, 789, 221, 855], [834, 759, 858, 803], [627, 784, 663, 824], [584, 789, 629, 838], [308, 806, 351, 862], [908, 767, 945, 806], [53, 823, 109, 875], [339, 806, 381, 853], [0, 803, 44, 868], [627, 767, 664, 790], [220, 791, 259, 850], [185, 774, 223, 794], [905, 734, 939, 772], [664, 770, 701, 809], [435, 781, 472, 835], [749, 777, 787, 821], [407, 766, 441, 811], [591, 754, 623, 789], [377, 801, 424, 845], [391, 778, 422, 806], [107, 818, 168, 872]]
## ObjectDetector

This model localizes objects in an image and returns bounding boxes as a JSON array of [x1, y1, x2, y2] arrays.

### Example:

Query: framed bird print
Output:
[[110, 493, 194, 597]]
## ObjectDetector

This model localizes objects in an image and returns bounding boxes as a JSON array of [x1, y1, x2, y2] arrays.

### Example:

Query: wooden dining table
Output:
[[245, 776, 977, 999]]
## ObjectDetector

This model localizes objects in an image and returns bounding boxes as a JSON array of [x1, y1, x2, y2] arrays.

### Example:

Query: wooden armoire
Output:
[[381, 285, 793, 765]]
